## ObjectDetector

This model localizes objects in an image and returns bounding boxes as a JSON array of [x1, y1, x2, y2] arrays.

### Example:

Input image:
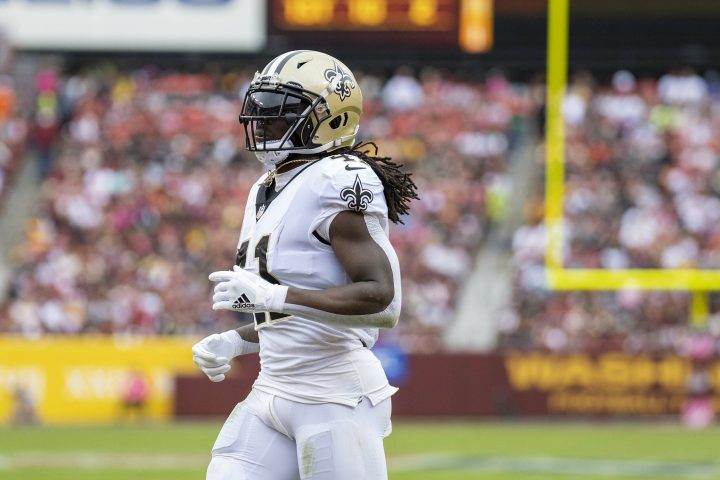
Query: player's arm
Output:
[[284, 210, 394, 316], [235, 323, 259, 343], [209, 212, 401, 329], [209, 162, 402, 329]]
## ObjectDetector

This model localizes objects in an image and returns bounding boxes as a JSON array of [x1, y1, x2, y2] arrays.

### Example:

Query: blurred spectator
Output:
[[381, 66, 424, 112], [658, 68, 708, 105], [30, 69, 61, 178], [681, 333, 715, 429], [0, 74, 28, 205], [121, 370, 150, 422], [11, 385, 37, 426]]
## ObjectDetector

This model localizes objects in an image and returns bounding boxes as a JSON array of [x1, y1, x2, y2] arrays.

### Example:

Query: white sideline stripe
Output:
[[388, 454, 720, 478], [0, 453, 208, 470], [1, 452, 720, 477]]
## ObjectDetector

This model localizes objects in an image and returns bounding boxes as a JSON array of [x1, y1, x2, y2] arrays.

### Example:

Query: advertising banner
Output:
[[0, 336, 198, 425], [0, 0, 265, 51], [176, 353, 720, 418], [503, 352, 703, 416], [3, 339, 716, 423]]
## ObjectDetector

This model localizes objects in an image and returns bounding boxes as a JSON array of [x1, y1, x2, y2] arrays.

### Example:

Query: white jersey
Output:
[[234, 153, 399, 407]]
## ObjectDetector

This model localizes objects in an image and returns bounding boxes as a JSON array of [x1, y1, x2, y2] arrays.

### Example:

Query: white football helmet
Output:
[[239, 50, 363, 166]]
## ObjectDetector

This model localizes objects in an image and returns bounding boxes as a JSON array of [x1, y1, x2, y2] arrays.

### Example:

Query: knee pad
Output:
[[297, 422, 365, 480], [207, 455, 248, 480]]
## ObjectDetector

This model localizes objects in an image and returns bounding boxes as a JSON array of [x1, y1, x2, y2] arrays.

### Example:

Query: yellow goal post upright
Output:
[[544, 0, 719, 327]]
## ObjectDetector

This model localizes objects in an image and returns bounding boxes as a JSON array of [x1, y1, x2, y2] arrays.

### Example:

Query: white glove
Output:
[[191, 330, 258, 382], [209, 266, 288, 314]]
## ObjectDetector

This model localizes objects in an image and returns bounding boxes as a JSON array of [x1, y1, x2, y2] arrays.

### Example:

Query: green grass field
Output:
[[1, 421, 719, 479]]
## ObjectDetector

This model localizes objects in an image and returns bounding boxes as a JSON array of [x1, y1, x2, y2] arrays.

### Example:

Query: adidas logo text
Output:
[[232, 293, 254, 310]]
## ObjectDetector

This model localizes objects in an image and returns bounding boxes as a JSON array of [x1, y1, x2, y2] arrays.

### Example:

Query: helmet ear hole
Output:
[[329, 115, 342, 129]]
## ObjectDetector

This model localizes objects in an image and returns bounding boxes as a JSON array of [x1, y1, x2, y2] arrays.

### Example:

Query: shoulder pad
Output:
[[308, 153, 388, 238], [311, 154, 385, 215]]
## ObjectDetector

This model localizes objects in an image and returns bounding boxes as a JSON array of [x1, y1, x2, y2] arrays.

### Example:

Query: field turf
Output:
[[1, 421, 719, 479]]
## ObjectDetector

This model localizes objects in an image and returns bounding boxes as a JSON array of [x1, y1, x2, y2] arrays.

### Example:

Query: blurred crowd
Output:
[[505, 69, 720, 354], [364, 67, 536, 350], [0, 64, 535, 351], [4, 62, 720, 355], [2, 67, 252, 337]]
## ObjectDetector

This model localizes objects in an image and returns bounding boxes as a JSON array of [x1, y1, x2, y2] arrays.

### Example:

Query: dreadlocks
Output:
[[334, 142, 419, 224]]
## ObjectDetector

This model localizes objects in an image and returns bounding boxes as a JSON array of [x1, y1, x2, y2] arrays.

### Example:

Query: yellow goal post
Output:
[[543, 0, 719, 326]]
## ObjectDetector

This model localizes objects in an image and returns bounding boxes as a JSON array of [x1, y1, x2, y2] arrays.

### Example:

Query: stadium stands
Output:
[[504, 70, 720, 353], [5, 65, 716, 355], [0, 66, 536, 351]]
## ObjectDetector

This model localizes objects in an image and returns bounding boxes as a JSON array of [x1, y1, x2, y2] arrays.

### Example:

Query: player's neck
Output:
[[275, 155, 318, 174], [263, 154, 319, 188]]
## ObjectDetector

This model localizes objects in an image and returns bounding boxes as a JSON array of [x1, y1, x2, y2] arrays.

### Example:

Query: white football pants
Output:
[[206, 389, 392, 480]]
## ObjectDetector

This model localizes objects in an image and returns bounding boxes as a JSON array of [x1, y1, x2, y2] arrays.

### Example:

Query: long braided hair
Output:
[[334, 142, 419, 224]]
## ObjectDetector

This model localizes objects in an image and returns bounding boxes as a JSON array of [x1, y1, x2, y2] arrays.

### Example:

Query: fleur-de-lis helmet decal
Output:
[[324, 62, 356, 102], [340, 175, 374, 212]]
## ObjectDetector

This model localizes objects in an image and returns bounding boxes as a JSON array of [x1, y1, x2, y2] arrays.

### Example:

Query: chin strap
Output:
[[254, 139, 294, 167]]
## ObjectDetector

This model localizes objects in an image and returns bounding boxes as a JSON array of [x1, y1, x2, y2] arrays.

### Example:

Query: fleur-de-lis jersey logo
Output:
[[340, 175, 374, 212], [324, 63, 355, 101]]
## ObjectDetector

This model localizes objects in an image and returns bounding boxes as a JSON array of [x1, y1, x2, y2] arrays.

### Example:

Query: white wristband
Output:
[[258, 283, 288, 312], [221, 329, 259, 356]]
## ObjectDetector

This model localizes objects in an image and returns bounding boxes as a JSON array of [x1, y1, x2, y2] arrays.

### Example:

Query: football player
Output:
[[192, 50, 418, 479]]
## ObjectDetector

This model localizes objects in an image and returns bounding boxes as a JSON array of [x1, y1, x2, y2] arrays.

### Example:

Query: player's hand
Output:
[[191, 330, 243, 382], [209, 266, 287, 313]]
